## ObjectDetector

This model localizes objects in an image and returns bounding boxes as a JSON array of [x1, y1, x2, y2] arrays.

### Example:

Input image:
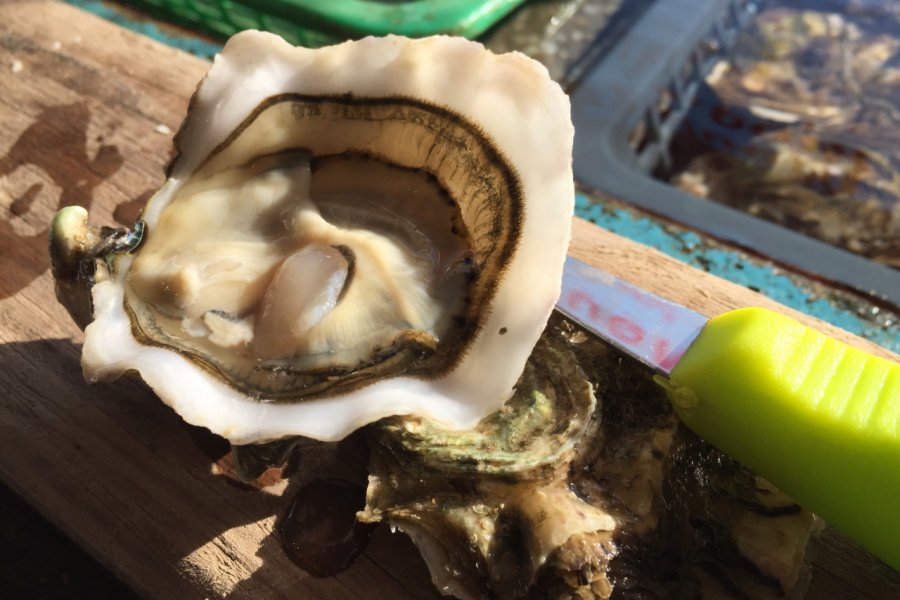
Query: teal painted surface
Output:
[[67, 0, 222, 58], [576, 194, 899, 353]]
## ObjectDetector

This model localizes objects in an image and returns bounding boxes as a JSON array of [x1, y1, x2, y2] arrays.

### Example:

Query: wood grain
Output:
[[0, 1, 896, 598], [569, 219, 898, 362]]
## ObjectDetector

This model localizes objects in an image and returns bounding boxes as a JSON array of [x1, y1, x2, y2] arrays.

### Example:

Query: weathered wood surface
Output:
[[0, 1, 896, 598]]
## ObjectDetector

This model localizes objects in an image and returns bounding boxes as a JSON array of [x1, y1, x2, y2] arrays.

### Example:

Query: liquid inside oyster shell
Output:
[[127, 149, 474, 396], [126, 91, 528, 402]]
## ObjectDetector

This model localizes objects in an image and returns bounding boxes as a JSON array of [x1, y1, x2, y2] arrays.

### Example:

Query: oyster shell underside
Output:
[[363, 316, 821, 599]]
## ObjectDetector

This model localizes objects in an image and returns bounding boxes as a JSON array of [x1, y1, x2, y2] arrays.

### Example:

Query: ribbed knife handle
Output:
[[663, 307, 899, 570]]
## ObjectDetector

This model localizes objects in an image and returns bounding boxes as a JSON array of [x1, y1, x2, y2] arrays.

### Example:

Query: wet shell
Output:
[[51, 32, 574, 444]]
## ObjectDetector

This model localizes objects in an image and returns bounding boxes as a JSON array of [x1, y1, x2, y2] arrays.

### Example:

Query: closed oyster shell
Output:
[[363, 316, 822, 599]]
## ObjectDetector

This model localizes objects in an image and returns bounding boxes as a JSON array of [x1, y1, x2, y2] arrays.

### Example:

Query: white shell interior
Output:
[[81, 32, 575, 443]]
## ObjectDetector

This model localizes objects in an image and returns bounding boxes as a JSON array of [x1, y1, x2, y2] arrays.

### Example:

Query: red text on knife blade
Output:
[[565, 289, 683, 371]]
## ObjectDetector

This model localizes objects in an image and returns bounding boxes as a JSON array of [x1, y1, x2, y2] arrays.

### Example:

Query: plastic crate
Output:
[[123, 0, 529, 47], [570, 0, 900, 306]]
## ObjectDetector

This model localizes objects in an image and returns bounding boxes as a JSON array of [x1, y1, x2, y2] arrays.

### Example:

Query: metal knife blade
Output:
[[556, 255, 707, 375]]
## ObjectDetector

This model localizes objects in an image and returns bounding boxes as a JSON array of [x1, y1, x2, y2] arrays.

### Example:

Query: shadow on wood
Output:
[[0, 337, 436, 599]]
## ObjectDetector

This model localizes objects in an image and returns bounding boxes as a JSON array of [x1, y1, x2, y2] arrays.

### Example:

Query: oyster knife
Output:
[[558, 256, 900, 570]]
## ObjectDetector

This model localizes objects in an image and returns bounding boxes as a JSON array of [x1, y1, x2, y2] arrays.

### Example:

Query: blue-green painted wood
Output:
[[576, 194, 899, 353], [68, 0, 223, 58]]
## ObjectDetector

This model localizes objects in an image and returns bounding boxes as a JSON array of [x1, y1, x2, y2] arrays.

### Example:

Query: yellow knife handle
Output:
[[663, 307, 899, 570]]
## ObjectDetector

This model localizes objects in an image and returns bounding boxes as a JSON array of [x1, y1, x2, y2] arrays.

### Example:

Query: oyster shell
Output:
[[674, 125, 900, 267], [50, 32, 574, 444], [363, 315, 822, 599]]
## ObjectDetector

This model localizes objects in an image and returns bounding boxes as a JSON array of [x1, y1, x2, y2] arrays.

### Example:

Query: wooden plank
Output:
[[569, 219, 897, 362], [0, 1, 896, 598], [0, 2, 436, 599]]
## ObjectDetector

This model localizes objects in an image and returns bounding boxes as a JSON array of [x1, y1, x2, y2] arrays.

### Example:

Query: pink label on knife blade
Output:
[[556, 257, 708, 375]]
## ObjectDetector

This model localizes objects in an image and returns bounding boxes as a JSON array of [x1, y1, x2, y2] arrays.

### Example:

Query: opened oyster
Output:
[[50, 32, 574, 443], [51, 32, 819, 599]]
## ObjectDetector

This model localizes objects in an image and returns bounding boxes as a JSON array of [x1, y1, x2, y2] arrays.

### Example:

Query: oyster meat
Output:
[[51, 32, 574, 443]]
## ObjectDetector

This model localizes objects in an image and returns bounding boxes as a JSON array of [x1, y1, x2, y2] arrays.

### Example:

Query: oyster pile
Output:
[[672, 0, 900, 266], [51, 32, 819, 598], [716, 1, 900, 126], [675, 124, 900, 266]]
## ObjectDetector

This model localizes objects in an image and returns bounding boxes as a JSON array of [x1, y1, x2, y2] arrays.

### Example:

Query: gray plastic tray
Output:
[[571, 0, 900, 307]]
